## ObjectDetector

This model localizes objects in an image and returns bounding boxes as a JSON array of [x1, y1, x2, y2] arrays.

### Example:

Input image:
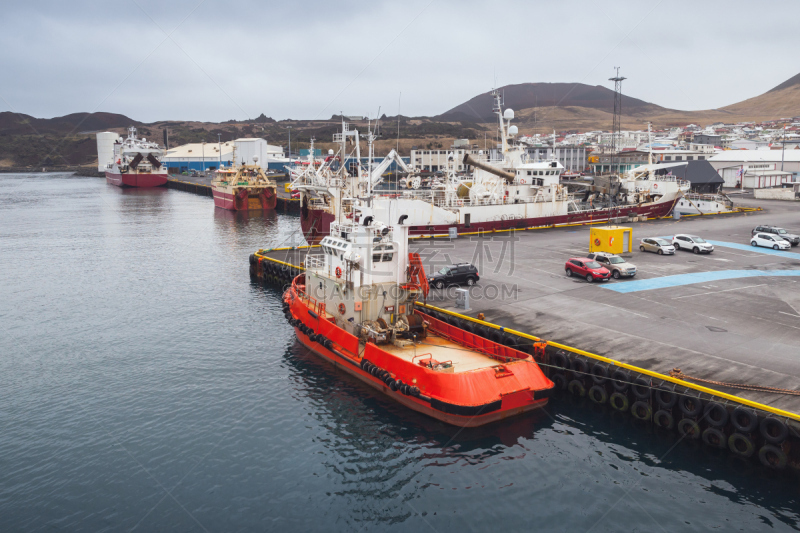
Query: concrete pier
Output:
[[256, 197, 800, 418]]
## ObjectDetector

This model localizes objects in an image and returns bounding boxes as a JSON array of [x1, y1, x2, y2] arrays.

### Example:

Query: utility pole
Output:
[[218, 134, 221, 166], [781, 125, 786, 172], [202, 140, 205, 172], [609, 67, 626, 177], [287, 126, 292, 160]]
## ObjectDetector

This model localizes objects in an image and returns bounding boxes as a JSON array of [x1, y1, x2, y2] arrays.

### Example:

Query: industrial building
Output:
[[161, 138, 290, 174], [708, 150, 800, 188]]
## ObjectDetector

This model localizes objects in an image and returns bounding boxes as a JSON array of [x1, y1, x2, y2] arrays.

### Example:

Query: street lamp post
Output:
[[218, 134, 221, 167], [287, 126, 292, 160], [202, 140, 205, 173]]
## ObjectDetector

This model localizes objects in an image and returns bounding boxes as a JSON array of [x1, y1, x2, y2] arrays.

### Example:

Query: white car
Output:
[[751, 232, 791, 250], [673, 234, 714, 254], [640, 237, 675, 255]]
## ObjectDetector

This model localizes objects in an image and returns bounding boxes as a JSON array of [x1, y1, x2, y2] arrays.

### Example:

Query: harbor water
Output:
[[1, 172, 799, 532]]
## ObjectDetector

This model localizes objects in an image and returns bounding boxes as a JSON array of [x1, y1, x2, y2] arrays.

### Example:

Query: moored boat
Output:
[[282, 215, 554, 427], [295, 91, 689, 243], [104, 127, 168, 188], [211, 156, 278, 211]]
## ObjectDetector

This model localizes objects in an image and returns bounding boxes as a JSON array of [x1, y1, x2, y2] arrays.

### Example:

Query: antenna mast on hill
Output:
[[609, 67, 626, 177]]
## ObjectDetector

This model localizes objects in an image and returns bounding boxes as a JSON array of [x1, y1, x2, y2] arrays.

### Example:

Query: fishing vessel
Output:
[[105, 127, 168, 187], [296, 91, 690, 242], [673, 193, 734, 215], [282, 213, 554, 427], [211, 156, 278, 211]]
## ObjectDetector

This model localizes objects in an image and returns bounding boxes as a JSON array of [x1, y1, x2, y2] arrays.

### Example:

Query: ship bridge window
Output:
[[372, 245, 394, 263]]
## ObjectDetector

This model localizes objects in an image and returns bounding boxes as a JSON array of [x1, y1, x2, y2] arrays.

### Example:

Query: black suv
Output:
[[751, 225, 799, 246], [428, 263, 480, 289]]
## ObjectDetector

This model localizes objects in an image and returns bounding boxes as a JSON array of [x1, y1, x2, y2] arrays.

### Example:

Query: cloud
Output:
[[0, 0, 798, 121]]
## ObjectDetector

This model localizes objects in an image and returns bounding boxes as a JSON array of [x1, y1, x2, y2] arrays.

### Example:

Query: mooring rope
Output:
[[669, 368, 800, 396]]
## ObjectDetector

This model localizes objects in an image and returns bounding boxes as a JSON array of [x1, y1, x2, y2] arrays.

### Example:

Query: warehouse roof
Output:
[[709, 149, 800, 162], [665, 160, 723, 185]]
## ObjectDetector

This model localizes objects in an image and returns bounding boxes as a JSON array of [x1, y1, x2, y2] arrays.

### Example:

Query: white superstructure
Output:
[[96, 131, 122, 172]]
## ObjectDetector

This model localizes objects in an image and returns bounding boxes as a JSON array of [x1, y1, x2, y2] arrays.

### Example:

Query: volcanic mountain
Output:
[[438, 82, 669, 123]]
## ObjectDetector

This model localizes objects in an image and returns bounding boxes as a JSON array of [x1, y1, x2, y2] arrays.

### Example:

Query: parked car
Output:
[[586, 252, 637, 279], [672, 234, 714, 254], [565, 257, 611, 283], [751, 232, 791, 250], [751, 225, 800, 246], [428, 263, 480, 289], [640, 237, 675, 255]]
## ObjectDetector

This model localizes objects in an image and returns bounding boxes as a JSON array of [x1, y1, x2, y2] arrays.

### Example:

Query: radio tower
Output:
[[609, 67, 626, 177]]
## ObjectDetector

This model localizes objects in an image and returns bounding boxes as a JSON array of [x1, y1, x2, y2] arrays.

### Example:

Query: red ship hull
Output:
[[284, 278, 553, 427], [300, 196, 679, 243], [213, 188, 278, 211], [105, 172, 168, 188]]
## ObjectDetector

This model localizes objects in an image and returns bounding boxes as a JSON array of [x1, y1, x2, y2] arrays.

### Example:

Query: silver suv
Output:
[[751, 225, 799, 246], [586, 252, 637, 279]]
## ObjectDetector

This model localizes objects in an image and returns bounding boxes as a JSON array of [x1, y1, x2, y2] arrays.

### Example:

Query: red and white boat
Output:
[[282, 215, 554, 427], [295, 91, 690, 243], [211, 156, 278, 211], [104, 127, 168, 187]]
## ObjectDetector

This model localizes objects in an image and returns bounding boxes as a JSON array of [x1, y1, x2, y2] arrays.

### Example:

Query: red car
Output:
[[565, 257, 611, 282]]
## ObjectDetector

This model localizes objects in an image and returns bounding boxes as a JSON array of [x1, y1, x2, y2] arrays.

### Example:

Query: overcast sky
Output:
[[1, 0, 797, 122]]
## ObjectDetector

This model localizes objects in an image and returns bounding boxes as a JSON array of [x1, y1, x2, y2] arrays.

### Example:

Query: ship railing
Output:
[[291, 273, 327, 318]]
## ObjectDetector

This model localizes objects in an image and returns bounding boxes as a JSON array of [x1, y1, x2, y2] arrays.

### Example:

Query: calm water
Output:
[[1, 173, 798, 532]]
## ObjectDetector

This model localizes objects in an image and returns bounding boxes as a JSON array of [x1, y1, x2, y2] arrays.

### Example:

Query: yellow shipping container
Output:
[[589, 226, 632, 255]]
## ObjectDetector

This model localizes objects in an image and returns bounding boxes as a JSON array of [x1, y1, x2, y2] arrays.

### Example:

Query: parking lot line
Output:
[[671, 284, 766, 299], [601, 269, 800, 293], [708, 240, 800, 260]]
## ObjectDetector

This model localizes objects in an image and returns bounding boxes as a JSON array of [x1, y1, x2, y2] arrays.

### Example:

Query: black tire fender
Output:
[[550, 350, 569, 371], [612, 368, 631, 392], [609, 392, 629, 412], [760, 417, 789, 445], [731, 407, 759, 433], [758, 444, 787, 470], [678, 395, 704, 418], [677, 418, 701, 439], [632, 377, 651, 400], [591, 362, 609, 385], [567, 379, 586, 397], [588, 385, 608, 404], [728, 432, 756, 458], [656, 386, 678, 409], [702, 427, 727, 449], [704, 401, 730, 428], [552, 373, 568, 390], [631, 401, 652, 422], [570, 357, 589, 379], [654, 409, 675, 430]]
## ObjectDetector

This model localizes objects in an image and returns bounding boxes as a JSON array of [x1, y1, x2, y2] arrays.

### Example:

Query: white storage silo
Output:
[[96, 132, 122, 172]]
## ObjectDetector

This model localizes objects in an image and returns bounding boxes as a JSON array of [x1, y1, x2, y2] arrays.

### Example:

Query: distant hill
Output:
[[0, 111, 138, 135], [439, 82, 668, 122], [720, 73, 800, 118]]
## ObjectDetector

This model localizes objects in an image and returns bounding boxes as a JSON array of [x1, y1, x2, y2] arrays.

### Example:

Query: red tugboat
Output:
[[211, 156, 278, 211], [104, 127, 168, 187], [282, 215, 554, 427]]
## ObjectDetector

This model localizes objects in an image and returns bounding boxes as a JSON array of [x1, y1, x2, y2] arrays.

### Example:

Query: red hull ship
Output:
[[105, 172, 168, 188], [300, 196, 679, 243], [283, 215, 553, 427], [104, 127, 168, 188], [211, 162, 278, 211]]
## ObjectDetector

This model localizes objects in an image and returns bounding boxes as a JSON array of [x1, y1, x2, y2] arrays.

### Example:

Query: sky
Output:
[[1, 0, 798, 123]]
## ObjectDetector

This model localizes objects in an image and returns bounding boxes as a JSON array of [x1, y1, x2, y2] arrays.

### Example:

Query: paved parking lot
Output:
[[421, 196, 800, 413]]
